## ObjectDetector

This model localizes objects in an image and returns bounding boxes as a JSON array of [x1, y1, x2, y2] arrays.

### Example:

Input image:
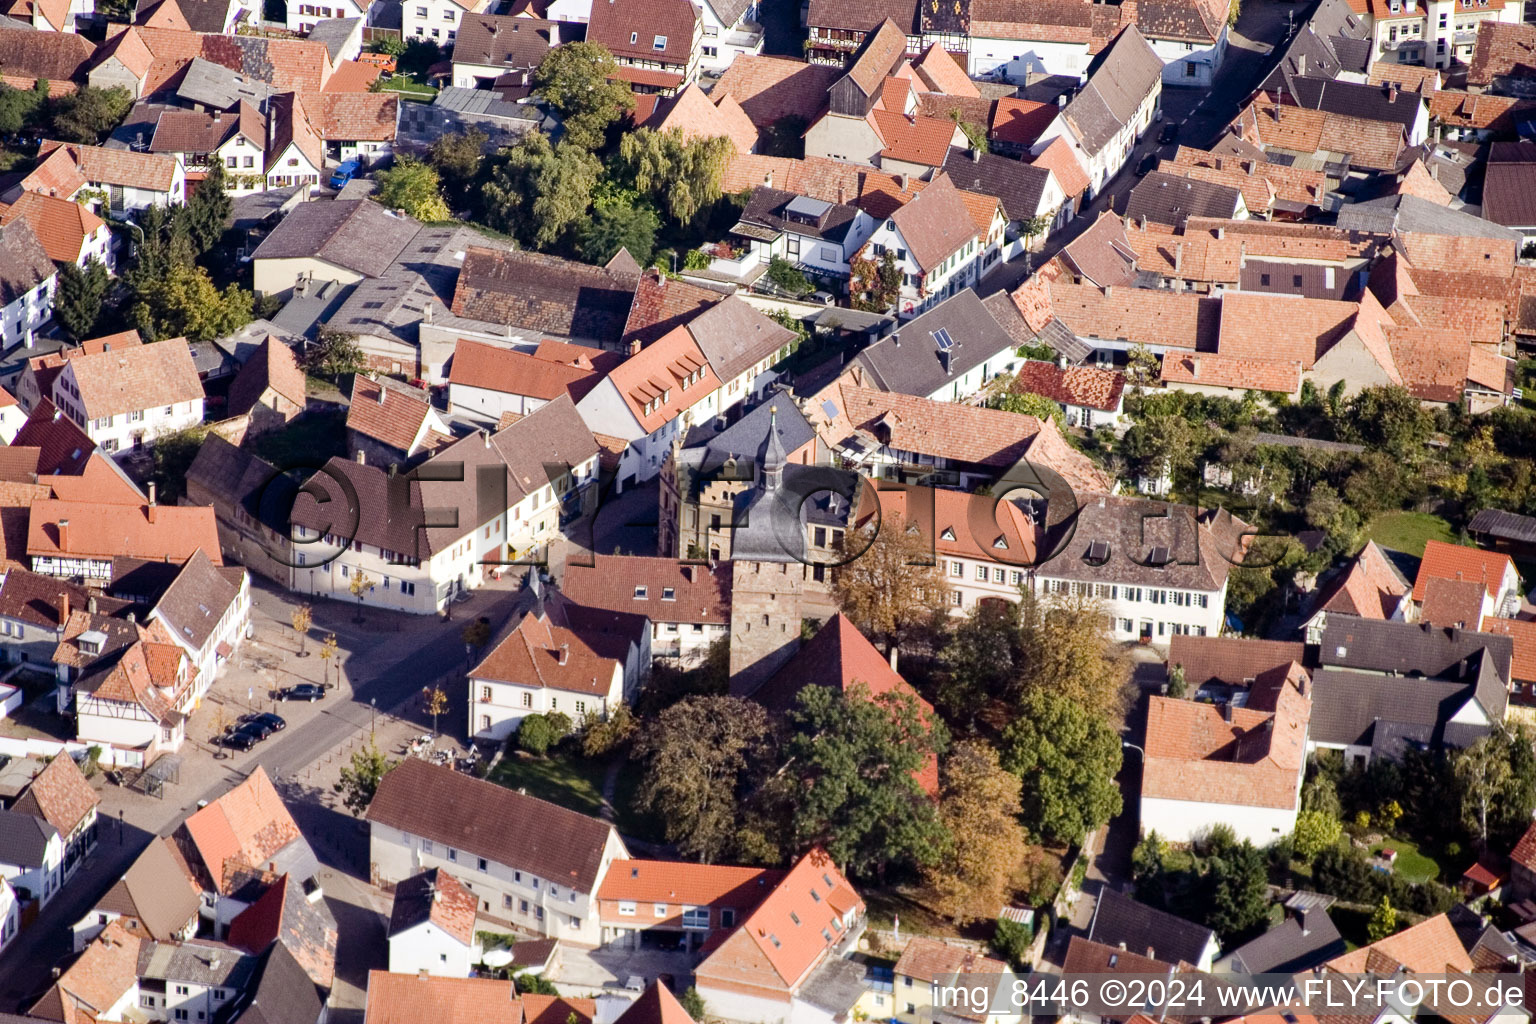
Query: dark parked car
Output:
[[1159, 121, 1179, 145], [247, 712, 286, 732], [222, 730, 257, 752], [282, 684, 326, 702], [1135, 153, 1157, 176], [234, 720, 273, 742]]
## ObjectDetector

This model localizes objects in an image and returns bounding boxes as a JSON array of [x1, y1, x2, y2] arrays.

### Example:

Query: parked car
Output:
[[247, 712, 286, 732], [1159, 122, 1179, 145], [234, 720, 273, 742], [222, 730, 257, 752], [282, 684, 327, 702], [1135, 153, 1157, 176], [329, 159, 362, 190]]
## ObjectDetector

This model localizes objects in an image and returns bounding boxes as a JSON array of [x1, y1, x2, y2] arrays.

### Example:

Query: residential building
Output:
[[136, 0, 253, 35], [149, 103, 268, 196], [595, 860, 782, 951], [1412, 539, 1521, 618], [889, 938, 1019, 1024], [69, 837, 200, 952], [852, 173, 998, 317], [0, 808, 62, 912], [287, 0, 366, 33], [692, 0, 764, 73], [28, 499, 221, 583], [362, 971, 596, 1024], [15, 329, 141, 413], [12, 752, 97, 883], [293, 396, 599, 614], [0, 878, 16, 953], [448, 246, 640, 353], [388, 868, 480, 977], [238, 943, 326, 1024], [183, 436, 296, 588], [1214, 894, 1345, 976], [49, 336, 204, 452], [226, 336, 306, 435], [0, 29, 92, 95], [560, 556, 731, 666], [366, 758, 630, 946], [446, 338, 619, 423], [403, 0, 494, 46], [1089, 889, 1220, 970], [70, 621, 193, 767], [719, 187, 878, 296], [227, 872, 338, 991], [585, 0, 702, 95], [852, 289, 1024, 401], [804, 0, 918, 67], [1032, 26, 1164, 195], [1467, 18, 1536, 92], [89, 24, 346, 100], [1141, 661, 1311, 845], [450, 14, 561, 88], [314, 92, 400, 167], [174, 766, 321, 934], [146, 549, 250, 705], [1301, 540, 1412, 643], [18, 140, 186, 215], [251, 199, 422, 299], [5, 0, 95, 32], [346, 374, 453, 468], [1324, 913, 1471, 973], [136, 937, 261, 1022], [1347, 0, 1525, 70], [0, 219, 56, 351], [1124, 170, 1248, 225], [1482, 141, 1536, 240], [1060, 939, 1176, 1024], [0, 192, 115, 271], [1008, 359, 1127, 429], [27, 921, 142, 1023], [614, 982, 701, 1024], [0, 568, 130, 668], [694, 849, 864, 1024], [467, 599, 628, 744]]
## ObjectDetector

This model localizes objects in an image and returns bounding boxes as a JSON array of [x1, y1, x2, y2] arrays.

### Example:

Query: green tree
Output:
[[184, 160, 233, 255], [334, 738, 395, 815], [375, 156, 450, 221], [935, 599, 1024, 731], [1457, 730, 1517, 848], [581, 703, 636, 758], [1125, 343, 1159, 389], [619, 128, 734, 227], [532, 42, 634, 151], [1166, 664, 1188, 699], [987, 378, 1065, 427], [0, 81, 47, 137], [371, 34, 407, 56], [633, 695, 771, 864], [1345, 385, 1432, 458], [766, 256, 811, 295], [132, 261, 252, 341], [1018, 592, 1130, 718], [482, 133, 601, 248], [53, 256, 108, 341], [427, 127, 488, 198], [851, 248, 901, 313], [680, 988, 705, 1021], [519, 713, 558, 756], [514, 973, 559, 996], [47, 86, 133, 144], [1000, 689, 1122, 845], [304, 327, 365, 379], [993, 917, 1033, 969], [150, 424, 210, 502], [1291, 809, 1343, 861], [785, 683, 950, 878], [1205, 838, 1271, 942], [579, 198, 659, 266], [1367, 894, 1397, 942], [922, 740, 1029, 925]]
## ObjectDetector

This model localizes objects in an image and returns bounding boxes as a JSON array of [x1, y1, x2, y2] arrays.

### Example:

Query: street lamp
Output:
[[1121, 741, 1144, 759], [370, 697, 377, 739]]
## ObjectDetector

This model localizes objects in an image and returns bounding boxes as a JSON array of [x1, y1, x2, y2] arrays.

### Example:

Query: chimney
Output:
[[1216, 226, 1225, 239], [629, 337, 641, 356], [424, 301, 434, 324], [1221, 701, 1233, 722], [58, 592, 68, 627], [558, 643, 569, 665], [764, 170, 773, 188], [1388, 81, 1399, 103], [57, 519, 69, 551], [148, 481, 156, 506], [971, 146, 981, 162], [1174, 242, 1183, 272], [894, 172, 908, 191], [1192, 356, 1202, 377], [889, 646, 899, 671], [891, 332, 900, 347], [127, 611, 135, 624], [87, 596, 96, 615], [1297, 53, 1306, 75], [355, 449, 366, 464], [147, 500, 157, 525]]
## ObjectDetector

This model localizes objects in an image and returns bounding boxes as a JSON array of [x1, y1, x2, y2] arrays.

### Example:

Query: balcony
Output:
[[723, 21, 764, 48]]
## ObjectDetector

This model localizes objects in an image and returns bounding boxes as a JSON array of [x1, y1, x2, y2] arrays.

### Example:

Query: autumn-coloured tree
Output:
[[923, 740, 1029, 925], [423, 685, 449, 742], [291, 605, 312, 657], [1018, 592, 1130, 719], [833, 519, 949, 654]]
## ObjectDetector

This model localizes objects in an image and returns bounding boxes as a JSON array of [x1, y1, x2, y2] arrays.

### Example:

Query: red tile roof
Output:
[[1314, 541, 1409, 619], [606, 324, 721, 434], [1160, 351, 1303, 396], [178, 765, 302, 895], [562, 556, 730, 624], [1419, 576, 1487, 630], [11, 750, 97, 835], [64, 337, 203, 419], [227, 336, 305, 418], [523, 995, 595, 1024], [613, 982, 698, 1024], [597, 859, 782, 914], [1011, 358, 1124, 411], [347, 374, 437, 454], [713, 56, 838, 128], [911, 44, 977, 97], [364, 972, 524, 1024], [869, 107, 962, 168], [1509, 820, 1536, 872], [1325, 913, 1472, 974], [990, 96, 1055, 147], [1480, 617, 1536, 684], [450, 338, 601, 402], [313, 91, 398, 141], [1411, 539, 1516, 602], [28, 500, 220, 566], [469, 608, 621, 695], [0, 192, 103, 264], [35, 139, 180, 194]]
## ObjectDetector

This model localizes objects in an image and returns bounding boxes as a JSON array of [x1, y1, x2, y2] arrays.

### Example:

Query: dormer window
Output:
[[634, 586, 648, 599], [940, 526, 956, 541], [630, 30, 637, 42], [653, 34, 667, 49]]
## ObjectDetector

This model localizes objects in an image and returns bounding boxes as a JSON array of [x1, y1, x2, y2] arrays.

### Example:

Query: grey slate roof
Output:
[[678, 394, 816, 483], [1259, 0, 1373, 89], [251, 200, 422, 279], [176, 56, 276, 112], [228, 186, 306, 233], [1220, 906, 1344, 975], [1124, 171, 1244, 225], [1308, 666, 1493, 755], [854, 289, 1017, 398], [1037, 496, 1250, 594], [1067, 26, 1163, 156], [798, 955, 871, 1015], [305, 17, 361, 61], [1089, 889, 1216, 966], [233, 943, 324, 1024], [688, 297, 798, 383], [272, 278, 353, 340], [139, 938, 259, 988], [701, 0, 750, 28], [1318, 617, 1513, 697], [153, 549, 241, 654], [1335, 193, 1521, 240], [1469, 507, 1536, 546], [739, 186, 862, 243], [941, 145, 1052, 222], [1280, 75, 1422, 132], [0, 808, 56, 869]]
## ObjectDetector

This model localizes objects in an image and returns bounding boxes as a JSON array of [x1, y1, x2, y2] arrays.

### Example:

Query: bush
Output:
[[992, 916, 1033, 969], [519, 715, 556, 756], [766, 256, 811, 296], [581, 704, 636, 758], [681, 988, 706, 1021]]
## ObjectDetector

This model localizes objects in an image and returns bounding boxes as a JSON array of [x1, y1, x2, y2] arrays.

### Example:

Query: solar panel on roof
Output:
[[821, 400, 840, 419], [932, 328, 954, 351]]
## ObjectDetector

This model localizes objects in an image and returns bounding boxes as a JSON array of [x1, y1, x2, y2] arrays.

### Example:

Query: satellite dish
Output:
[[483, 950, 515, 968]]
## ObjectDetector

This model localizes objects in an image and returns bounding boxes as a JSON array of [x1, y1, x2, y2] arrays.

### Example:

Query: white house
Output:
[[288, 0, 366, 34], [50, 338, 204, 454], [1364, 0, 1525, 69], [18, 142, 186, 217], [718, 187, 878, 297], [146, 550, 250, 704], [0, 387, 24, 442], [12, 753, 98, 885], [366, 758, 629, 947], [1009, 359, 1128, 430], [446, 338, 615, 423], [150, 103, 268, 196], [1140, 668, 1310, 846], [1031, 26, 1164, 196], [264, 94, 325, 191], [852, 289, 1022, 403], [0, 220, 57, 351], [0, 878, 17, 954], [0, 808, 64, 911], [693, 0, 765, 73], [853, 174, 997, 319], [404, 0, 492, 45], [560, 557, 729, 667], [388, 868, 480, 977], [0, 193, 116, 272], [73, 635, 192, 768]]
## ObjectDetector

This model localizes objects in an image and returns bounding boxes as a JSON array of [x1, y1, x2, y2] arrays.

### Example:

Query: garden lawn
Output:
[[1368, 837, 1439, 884], [379, 75, 437, 99], [611, 767, 666, 846], [1364, 512, 1455, 558], [487, 751, 607, 817]]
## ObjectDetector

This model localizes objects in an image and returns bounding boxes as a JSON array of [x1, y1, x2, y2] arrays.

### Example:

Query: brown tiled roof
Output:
[[845, 19, 909, 97], [265, 92, 324, 176], [12, 750, 97, 835], [869, 108, 961, 168], [1314, 541, 1409, 619], [0, 192, 103, 265], [0, 566, 127, 629], [1166, 635, 1306, 689], [367, 757, 617, 891], [1048, 278, 1214, 351], [1215, 292, 1360, 368], [150, 108, 243, 155], [152, 548, 242, 653], [1411, 539, 1515, 602], [1011, 358, 1124, 411], [227, 336, 305, 418], [806, 0, 917, 33], [227, 872, 337, 989], [1468, 19, 1536, 87], [562, 556, 729, 624], [13, 399, 95, 476], [180, 766, 301, 896], [586, 0, 698, 68], [911, 43, 976, 96], [0, 26, 92, 84], [36, 139, 179, 193], [470, 607, 621, 695], [323, 57, 383, 93], [66, 337, 202, 419], [346, 374, 435, 454], [713, 55, 837, 128], [990, 97, 1055, 147], [1160, 351, 1302, 395], [1062, 936, 1173, 977], [28, 499, 221, 566], [363, 972, 524, 1024], [313, 92, 398, 142], [1419, 576, 1487, 630], [1324, 914, 1472, 974], [388, 867, 478, 945], [623, 269, 725, 349], [1122, 222, 1242, 284], [971, 0, 1094, 43], [452, 246, 639, 346], [449, 339, 599, 402], [1510, 820, 1536, 872], [1427, 89, 1536, 134], [524, 995, 596, 1024], [1031, 136, 1090, 198], [1368, 62, 1441, 92], [719, 154, 928, 219], [612, 982, 698, 1024], [1395, 160, 1453, 206], [0, 219, 55, 307], [1136, 0, 1226, 45], [126, 25, 336, 95], [1385, 325, 1472, 403], [30, 920, 143, 1024], [896, 936, 1009, 983], [651, 83, 757, 154], [886, 172, 976, 271]]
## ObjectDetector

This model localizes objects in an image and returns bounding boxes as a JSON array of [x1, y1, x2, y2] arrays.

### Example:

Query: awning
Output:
[[215, 641, 232, 659]]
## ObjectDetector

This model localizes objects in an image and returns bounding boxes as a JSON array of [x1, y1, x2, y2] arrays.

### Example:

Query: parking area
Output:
[[548, 945, 700, 998]]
